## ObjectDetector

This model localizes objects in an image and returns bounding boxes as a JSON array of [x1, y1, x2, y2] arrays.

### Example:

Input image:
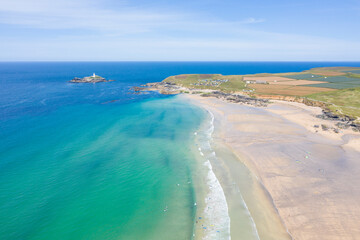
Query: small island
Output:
[[70, 73, 113, 83]]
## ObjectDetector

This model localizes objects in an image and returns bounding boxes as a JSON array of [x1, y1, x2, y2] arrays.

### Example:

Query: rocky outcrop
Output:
[[138, 80, 360, 131], [316, 110, 360, 131], [70, 75, 113, 83], [131, 82, 184, 94], [202, 91, 269, 107], [256, 94, 360, 131], [201, 91, 360, 131], [256, 95, 328, 108]]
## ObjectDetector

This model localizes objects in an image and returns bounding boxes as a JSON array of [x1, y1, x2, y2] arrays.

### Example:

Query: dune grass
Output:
[[307, 88, 360, 122]]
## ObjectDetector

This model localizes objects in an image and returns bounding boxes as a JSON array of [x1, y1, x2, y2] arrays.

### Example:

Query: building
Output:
[[255, 80, 267, 84], [246, 80, 267, 84]]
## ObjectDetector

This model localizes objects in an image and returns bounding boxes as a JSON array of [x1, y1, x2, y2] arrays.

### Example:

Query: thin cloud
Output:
[[0, 0, 359, 61], [0, 0, 266, 34], [0, 0, 180, 33], [241, 17, 266, 24]]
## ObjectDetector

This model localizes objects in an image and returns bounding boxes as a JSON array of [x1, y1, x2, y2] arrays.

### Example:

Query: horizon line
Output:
[[1, 60, 360, 63]]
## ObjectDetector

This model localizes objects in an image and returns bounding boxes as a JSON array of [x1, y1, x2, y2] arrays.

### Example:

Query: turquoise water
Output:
[[0, 97, 205, 239], [2, 62, 360, 240]]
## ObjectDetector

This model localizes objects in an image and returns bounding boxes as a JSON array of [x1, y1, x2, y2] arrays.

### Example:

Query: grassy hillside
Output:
[[163, 74, 246, 93], [307, 88, 360, 122]]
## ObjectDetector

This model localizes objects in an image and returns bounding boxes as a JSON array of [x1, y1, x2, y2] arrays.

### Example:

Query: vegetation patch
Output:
[[283, 74, 323, 80], [304, 82, 360, 89], [271, 80, 327, 85], [163, 74, 246, 93], [199, 74, 213, 78], [174, 75, 188, 79], [160, 67, 360, 118], [342, 70, 360, 74], [308, 71, 346, 76], [307, 88, 360, 122], [249, 84, 335, 96], [312, 76, 360, 83]]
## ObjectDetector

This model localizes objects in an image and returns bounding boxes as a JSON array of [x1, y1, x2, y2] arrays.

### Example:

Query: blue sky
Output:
[[0, 0, 359, 61]]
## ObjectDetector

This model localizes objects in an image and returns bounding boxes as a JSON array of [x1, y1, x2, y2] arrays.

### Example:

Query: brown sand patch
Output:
[[244, 76, 294, 83], [199, 74, 213, 78], [310, 71, 346, 76], [174, 75, 188, 79], [249, 84, 335, 96], [270, 80, 328, 86]]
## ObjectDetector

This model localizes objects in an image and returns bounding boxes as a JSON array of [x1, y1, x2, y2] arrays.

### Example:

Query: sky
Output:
[[0, 0, 360, 61]]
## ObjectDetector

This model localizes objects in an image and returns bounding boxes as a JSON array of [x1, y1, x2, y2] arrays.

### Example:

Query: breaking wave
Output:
[[196, 111, 231, 240]]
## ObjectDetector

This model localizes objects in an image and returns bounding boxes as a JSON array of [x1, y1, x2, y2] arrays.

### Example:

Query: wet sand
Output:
[[184, 94, 360, 240]]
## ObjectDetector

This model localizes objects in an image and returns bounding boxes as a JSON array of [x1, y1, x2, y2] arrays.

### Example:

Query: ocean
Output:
[[1, 62, 360, 240]]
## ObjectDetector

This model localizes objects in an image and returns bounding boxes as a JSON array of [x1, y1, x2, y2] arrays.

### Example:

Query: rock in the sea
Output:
[[134, 82, 182, 94], [70, 74, 113, 83]]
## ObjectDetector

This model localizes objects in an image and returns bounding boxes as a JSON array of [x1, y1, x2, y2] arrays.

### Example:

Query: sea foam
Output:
[[197, 111, 231, 240]]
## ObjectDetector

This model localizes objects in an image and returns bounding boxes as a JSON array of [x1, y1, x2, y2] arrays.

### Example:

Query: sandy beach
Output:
[[184, 94, 360, 240]]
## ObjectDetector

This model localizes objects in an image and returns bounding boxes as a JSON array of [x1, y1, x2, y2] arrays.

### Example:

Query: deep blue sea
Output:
[[1, 62, 360, 240]]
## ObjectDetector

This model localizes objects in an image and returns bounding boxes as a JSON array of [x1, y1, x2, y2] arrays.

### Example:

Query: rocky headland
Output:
[[135, 80, 360, 132], [132, 82, 185, 94]]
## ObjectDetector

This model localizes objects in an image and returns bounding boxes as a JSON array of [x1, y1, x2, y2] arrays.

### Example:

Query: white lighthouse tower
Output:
[[93, 73, 96, 77]]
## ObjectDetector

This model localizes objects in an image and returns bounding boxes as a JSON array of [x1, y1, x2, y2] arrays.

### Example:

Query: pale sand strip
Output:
[[184, 94, 360, 240], [243, 77, 295, 82], [270, 80, 327, 85]]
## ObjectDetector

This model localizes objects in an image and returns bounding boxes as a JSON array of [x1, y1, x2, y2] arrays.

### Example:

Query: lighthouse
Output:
[[93, 73, 96, 77]]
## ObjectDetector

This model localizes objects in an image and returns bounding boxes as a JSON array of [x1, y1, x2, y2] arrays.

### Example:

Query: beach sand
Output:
[[183, 94, 360, 240]]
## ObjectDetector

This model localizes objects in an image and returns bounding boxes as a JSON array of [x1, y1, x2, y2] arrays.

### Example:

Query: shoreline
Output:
[[182, 94, 360, 240], [191, 108, 232, 240], [184, 95, 291, 240]]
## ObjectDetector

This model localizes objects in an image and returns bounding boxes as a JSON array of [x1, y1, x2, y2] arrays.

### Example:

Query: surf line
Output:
[[201, 109, 261, 240], [195, 110, 231, 240]]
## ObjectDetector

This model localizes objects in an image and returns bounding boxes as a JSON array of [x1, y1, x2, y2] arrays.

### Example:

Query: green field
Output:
[[343, 70, 360, 74], [303, 75, 360, 89], [307, 88, 360, 122], [283, 74, 323, 80], [285, 74, 360, 89], [284, 74, 360, 82], [314, 76, 360, 83], [308, 67, 360, 73], [305, 83, 360, 89]]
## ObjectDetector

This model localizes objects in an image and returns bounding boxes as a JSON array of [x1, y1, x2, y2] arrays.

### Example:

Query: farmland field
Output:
[[248, 84, 335, 96], [283, 74, 323, 80], [308, 67, 360, 72], [343, 70, 360, 74], [307, 71, 346, 76], [243, 76, 294, 82], [304, 82, 360, 89], [271, 80, 327, 85], [310, 76, 360, 83]]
